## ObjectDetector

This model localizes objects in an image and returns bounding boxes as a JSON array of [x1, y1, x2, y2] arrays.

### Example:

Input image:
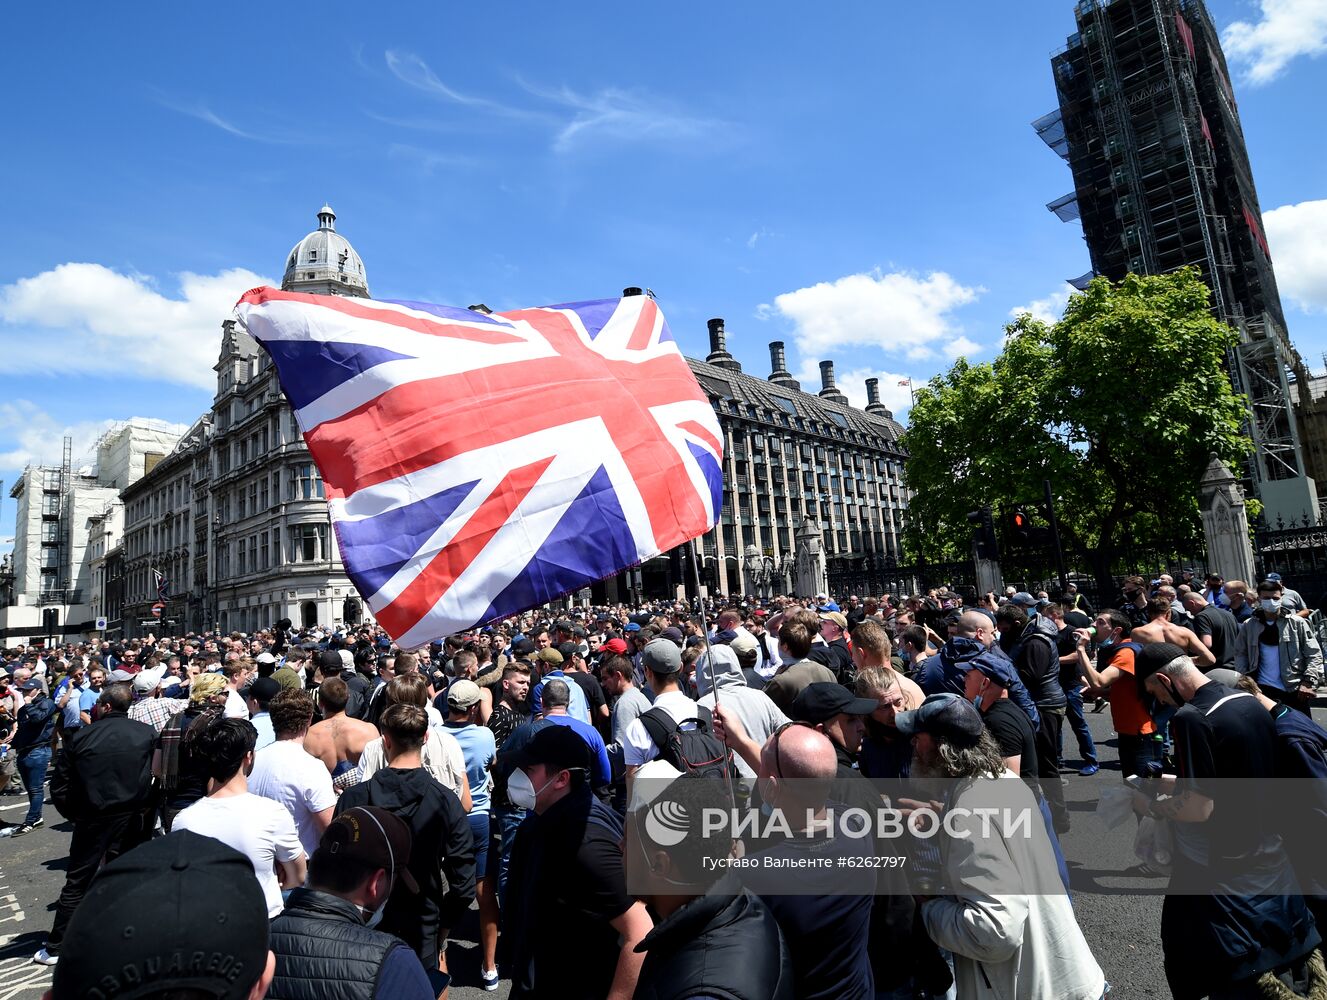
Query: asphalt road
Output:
[[8, 704, 1327, 999]]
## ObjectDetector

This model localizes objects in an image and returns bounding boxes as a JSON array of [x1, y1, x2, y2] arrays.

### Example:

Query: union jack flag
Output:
[[153, 568, 169, 602], [234, 288, 724, 647]]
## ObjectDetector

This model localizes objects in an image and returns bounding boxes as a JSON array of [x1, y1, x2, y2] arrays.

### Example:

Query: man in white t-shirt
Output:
[[172, 716, 305, 918], [249, 688, 336, 858], [623, 640, 697, 787], [222, 659, 253, 720]]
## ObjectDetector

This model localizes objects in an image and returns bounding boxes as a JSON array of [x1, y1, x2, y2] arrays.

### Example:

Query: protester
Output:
[[171, 717, 307, 918], [304, 675, 379, 789], [538, 677, 612, 786], [267, 806, 438, 1000], [762, 621, 836, 714], [357, 673, 472, 810], [46, 831, 275, 1000], [1183, 589, 1240, 669], [694, 642, 788, 786], [223, 657, 254, 719], [36, 681, 156, 966], [626, 763, 794, 999], [1234, 578, 1323, 714], [899, 693, 1106, 998], [250, 687, 337, 858], [126, 664, 187, 733], [504, 724, 653, 1000], [337, 703, 476, 971], [11, 677, 57, 835], [1136, 648, 1322, 997]]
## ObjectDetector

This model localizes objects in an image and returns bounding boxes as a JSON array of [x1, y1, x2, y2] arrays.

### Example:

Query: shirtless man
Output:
[[1130, 597, 1215, 668], [303, 676, 378, 786]]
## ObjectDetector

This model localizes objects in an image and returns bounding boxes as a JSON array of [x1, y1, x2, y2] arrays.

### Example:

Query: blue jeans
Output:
[[1062, 684, 1098, 765], [17, 746, 50, 826], [493, 805, 527, 904]]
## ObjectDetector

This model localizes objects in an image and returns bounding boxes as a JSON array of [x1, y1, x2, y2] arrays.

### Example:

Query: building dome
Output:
[[281, 205, 370, 297]]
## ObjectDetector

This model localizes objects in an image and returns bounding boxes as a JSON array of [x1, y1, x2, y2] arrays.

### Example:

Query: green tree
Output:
[[901, 268, 1250, 594]]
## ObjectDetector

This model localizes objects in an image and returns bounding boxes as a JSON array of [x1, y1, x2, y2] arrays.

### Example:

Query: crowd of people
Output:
[[2, 572, 1326, 999]]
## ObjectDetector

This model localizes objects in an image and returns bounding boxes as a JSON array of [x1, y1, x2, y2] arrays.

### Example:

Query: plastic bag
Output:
[[1133, 815, 1173, 873], [1096, 785, 1137, 829]]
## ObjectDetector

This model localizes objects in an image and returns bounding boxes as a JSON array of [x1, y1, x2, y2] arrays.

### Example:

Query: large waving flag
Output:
[[234, 288, 723, 647]]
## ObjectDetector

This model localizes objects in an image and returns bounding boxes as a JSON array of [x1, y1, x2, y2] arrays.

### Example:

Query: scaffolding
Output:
[[1039, 0, 1308, 509]]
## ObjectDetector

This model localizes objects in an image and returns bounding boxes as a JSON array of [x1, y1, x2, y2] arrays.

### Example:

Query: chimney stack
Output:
[[864, 377, 889, 417], [818, 360, 849, 406], [767, 341, 799, 390], [622, 286, 643, 297], [705, 318, 741, 372]]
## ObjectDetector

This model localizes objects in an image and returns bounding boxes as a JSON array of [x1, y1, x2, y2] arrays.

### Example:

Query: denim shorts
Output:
[[468, 812, 491, 880]]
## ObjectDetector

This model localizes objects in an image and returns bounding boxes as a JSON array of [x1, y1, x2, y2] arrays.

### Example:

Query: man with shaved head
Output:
[[716, 713, 878, 999]]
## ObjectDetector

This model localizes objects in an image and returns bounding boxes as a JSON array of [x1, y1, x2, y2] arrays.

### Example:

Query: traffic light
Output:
[[1009, 507, 1032, 543], [967, 506, 999, 561]]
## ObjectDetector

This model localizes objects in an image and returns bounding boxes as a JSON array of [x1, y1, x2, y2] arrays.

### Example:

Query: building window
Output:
[[259, 478, 269, 511], [290, 523, 328, 562], [291, 464, 324, 500], [259, 532, 269, 570]]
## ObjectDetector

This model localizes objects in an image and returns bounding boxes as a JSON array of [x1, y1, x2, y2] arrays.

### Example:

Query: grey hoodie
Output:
[[696, 645, 789, 784]]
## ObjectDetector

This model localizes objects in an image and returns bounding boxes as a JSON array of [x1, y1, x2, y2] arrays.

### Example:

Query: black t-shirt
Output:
[[1193, 604, 1240, 670], [567, 671, 608, 738], [1172, 682, 1280, 864], [982, 699, 1040, 794], [508, 789, 632, 1000]]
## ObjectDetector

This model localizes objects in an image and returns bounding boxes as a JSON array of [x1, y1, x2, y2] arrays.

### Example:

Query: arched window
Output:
[[301, 601, 318, 629]]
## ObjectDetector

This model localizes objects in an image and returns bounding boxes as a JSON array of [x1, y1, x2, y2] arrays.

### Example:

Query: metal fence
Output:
[[1254, 513, 1327, 607]]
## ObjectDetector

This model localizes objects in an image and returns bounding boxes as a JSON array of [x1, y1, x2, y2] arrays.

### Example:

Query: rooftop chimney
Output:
[[705, 318, 741, 372], [767, 341, 799, 390], [818, 360, 849, 405], [864, 377, 889, 417], [622, 286, 643, 297]]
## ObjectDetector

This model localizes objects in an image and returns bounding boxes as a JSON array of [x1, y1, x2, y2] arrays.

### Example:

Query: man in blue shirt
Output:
[[76, 667, 105, 726], [537, 679, 610, 787], [55, 664, 88, 735], [529, 648, 590, 723]]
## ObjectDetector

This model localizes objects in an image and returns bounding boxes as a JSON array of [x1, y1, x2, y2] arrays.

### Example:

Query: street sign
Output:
[[151, 602, 165, 618], [95, 617, 107, 631]]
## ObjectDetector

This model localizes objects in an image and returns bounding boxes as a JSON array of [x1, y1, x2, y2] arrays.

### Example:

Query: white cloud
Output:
[[768, 269, 983, 359], [385, 51, 542, 121], [1009, 284, 1074, 325], [1223, 0, 1327, 84], [0, 400, 188, 477], [746, 227, 777, 250], [1264, 199, 1327, 312], [0, 263, 275, 390], [943, 336, 981, 359]]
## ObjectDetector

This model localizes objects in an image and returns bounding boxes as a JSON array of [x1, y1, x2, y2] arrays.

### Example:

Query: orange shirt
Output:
[[1107, 645, 1156, 736]]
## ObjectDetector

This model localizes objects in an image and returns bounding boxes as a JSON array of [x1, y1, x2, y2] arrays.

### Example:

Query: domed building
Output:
[[282, 205, 369, 298]]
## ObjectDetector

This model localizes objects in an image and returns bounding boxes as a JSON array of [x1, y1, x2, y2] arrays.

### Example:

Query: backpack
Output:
[[639, 705, 737, 783]]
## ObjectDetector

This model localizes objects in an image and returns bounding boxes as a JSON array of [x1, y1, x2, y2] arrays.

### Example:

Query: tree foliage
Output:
[[901, 268, 1250, 588]]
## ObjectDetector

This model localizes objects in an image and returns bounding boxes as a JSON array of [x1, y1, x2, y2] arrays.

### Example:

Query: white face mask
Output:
[[362, 898, 388, 929], [508, 768, 556, 811], [1260, 599, 1281, 615]]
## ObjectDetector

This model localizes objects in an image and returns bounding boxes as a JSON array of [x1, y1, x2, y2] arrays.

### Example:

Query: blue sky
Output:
[[2, 1, 1325, 553]]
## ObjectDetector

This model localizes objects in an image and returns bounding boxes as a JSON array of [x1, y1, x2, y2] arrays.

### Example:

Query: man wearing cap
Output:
[[808, 610, 855, 685], [505, 725, 653, 1000], [127, 664, 187, 733], [627, 765, 794, 1000], [1267, 571, 1311, 618], [46, 830, 276, 1000], [896, 693, 1106, 1000], [529, 646, 591, 723], [10, 677, 57, 835], [36, 681, 157, 966], [443, 681, 501, 988], [250, 688, 337, 859], [622, 639, 701, 785], [268, 806, 438, 1000], [1136, 648, 1322, 996], [245, 675, 281, 752]]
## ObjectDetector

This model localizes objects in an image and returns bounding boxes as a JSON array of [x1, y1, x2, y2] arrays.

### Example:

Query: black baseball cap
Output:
[[506, 724, 593, 773], [315, 806, 418, 894], [248, 676, 281, 707], [51, 831, 268, 1000], [791, 682, 879, 723], [894, 693, 985, 748]]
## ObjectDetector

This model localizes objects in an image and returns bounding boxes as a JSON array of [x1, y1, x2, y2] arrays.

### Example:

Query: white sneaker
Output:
[[32, 947, 58, 966], [481, 967, 499, 992]]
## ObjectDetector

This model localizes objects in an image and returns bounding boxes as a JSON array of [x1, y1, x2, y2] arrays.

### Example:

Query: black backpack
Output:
[[639, 705, 737, 782]]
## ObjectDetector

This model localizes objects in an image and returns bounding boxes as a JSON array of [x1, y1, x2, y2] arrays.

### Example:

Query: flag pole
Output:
[[686, 539, 739, 809]]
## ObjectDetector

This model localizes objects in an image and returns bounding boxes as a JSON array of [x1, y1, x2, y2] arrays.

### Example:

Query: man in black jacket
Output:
[[11, 678, 58, 836], [997, 600, 1070, 834], [36, 681, 156, 965], [808, 611, 855, 685], [628, 764, 792, 1000], [268, 806, 437, 1000], [336, 703, 474, 972]]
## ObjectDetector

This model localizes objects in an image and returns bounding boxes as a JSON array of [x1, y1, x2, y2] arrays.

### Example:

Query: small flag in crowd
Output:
[[234, 288, 724, 647]]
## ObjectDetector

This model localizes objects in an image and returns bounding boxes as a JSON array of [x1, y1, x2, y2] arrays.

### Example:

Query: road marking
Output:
[[0, 957, 52, 999]]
